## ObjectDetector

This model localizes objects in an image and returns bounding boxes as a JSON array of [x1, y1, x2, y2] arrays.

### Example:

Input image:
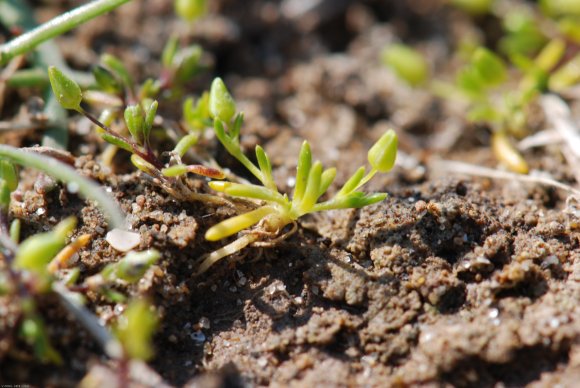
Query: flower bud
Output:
[[209, 77, 236, 123], [368, 129, 398, 173], [175, 0, 207, 21], [48, 66, 83, 111]]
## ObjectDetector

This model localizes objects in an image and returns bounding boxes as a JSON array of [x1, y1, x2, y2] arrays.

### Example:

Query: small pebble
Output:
[[105, 228, 140, 252]]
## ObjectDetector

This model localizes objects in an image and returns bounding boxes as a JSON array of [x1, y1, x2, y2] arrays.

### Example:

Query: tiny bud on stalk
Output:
[[209, 77, 236, 123], [368, 129, 398, 173], [175, 0, 208, 21], [48, 66, 83, 111]]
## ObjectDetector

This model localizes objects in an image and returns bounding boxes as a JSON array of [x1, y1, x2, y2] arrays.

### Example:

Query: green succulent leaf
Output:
[[210, 181, 285, 204], [130, 155, 156, 175], [162, 35, 179, 68], [300, 161, 323, 213], [549, 53, 580, 92], [230, 113, 244, 140], [175, 45, 203, 83], [337, 166, 365, 197], [100, 133, 133, 152], [0, 160, 18, 192], [255, 145, 276, 190], [319, 168, 337, 197], [205, 206, 276, 241], [101, 54, 133, 91], [92, 65, 122, 94], [535, 39, 565, 72], [0, 182, 11, 211], [162, 165, 189, 177], [183, 93, 210, 131], [173, 133, 199, 157], [472, 47, 507, 86], [124, 104, 145, 144], [293, 141, 312, 202], [144, 100, 158, 142]]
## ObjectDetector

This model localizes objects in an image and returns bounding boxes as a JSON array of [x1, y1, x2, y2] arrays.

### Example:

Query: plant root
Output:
[[195, 233, 259, 275]]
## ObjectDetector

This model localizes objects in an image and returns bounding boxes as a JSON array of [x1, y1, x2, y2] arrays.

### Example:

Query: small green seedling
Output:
[[48, 66, 227, 205], [195, 78, 398, 274]]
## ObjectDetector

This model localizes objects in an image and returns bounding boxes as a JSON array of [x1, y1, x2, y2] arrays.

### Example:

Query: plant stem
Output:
[[356, 168, 378, 190], [0, 0, 132, 66], [0, 145, 126, 229], [81, 109, 163, 169]]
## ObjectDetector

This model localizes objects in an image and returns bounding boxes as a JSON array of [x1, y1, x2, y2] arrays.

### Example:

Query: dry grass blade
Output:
[[540, 94, 580, 160], [431, 159, 580, 198]]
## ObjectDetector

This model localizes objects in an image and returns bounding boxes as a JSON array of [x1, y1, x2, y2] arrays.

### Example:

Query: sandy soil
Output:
[[2, 1, 580, 387]]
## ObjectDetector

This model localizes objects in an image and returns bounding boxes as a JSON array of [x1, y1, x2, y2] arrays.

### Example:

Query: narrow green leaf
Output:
[[92, 65, 121, 94], [293, 141, 311, 202], [535, 39, 565, 72], [300, 161, 323, 213], [162, 35, 179, 68], [337, 166, 365, 197], [173, 133, 199, 157], [230, 113, 244, 140], [124, 104, 145, 144], [319, 167, 337, 197], [472, 47, 507, 86], [10, 218, 21, 243], [162, 165, 188, 177], [213, 119, 227, 144], [255, 145, 275, 189], [205, 206, 276, 241], [0, 182, 11, 211], [0, 160, 18, 191], [224, 182, 286, 204], [100, 133, 133, 152], [175, 45, 203, 83], [101, 54, 133, 90], [144, 100, 158, 142], [549, 53, 580, 91], [130, 155, 156, 175], [456, 67, 486, 98]]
